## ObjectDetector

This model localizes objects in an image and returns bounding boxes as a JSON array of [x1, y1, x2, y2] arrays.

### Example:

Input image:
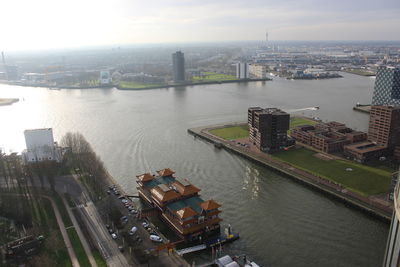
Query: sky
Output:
[[1, 0, 400, 51]]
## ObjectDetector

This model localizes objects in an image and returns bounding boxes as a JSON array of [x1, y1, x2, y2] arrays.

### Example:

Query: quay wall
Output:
[[188, 126, 392, 223]]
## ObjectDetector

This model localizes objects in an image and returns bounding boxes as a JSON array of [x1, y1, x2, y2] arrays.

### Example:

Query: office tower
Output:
[[372, 66, 400, 106], [236, 63, 249, 79], [368, 105, 400, 150], [248, 107, 290, 152], [172, 51, 185, 82]]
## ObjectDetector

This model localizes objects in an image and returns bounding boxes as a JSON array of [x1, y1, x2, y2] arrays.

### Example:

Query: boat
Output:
[[214, 254, 260, 267]]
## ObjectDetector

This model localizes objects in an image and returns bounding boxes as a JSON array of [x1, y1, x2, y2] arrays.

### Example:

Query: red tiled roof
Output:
[[172, 179, 201, 196], [157, 168, 175, 177], [200, 199, 221, 210], [176, 207, 198, 219], [136, 173, 154, 182]]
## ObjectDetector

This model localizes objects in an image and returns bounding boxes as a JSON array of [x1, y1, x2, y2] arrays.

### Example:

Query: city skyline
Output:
[[1, 0, 400, 51]]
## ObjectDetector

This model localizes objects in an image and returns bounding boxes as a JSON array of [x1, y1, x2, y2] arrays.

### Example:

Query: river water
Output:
[[0, 73, 389, 266]]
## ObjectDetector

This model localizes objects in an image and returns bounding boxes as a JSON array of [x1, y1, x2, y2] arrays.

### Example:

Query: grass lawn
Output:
[[272, 148, 391, 196], [67, 228, 91, 267], [344, 69, 375, 76], [192, 72, 236, 82], [119, 81, 165, 89], [209, 125, 249, 140], [209, 117, 316, 140], [92, 249, 107, 267], [289, 117, 316, 128], [53, 193, 73, 227]]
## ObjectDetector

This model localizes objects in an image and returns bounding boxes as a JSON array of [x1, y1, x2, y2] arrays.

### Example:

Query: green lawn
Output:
[[209, 125, 249, 140], [209, 117, 316, 140], [67, 228, 91, 267], [119, 81, 165, 89], [192, 72, 236, 82], [289, 117, 316, 128], [344, 69, 375, 76], [92, 249, 107, 267], [272, 148, 391, 196]]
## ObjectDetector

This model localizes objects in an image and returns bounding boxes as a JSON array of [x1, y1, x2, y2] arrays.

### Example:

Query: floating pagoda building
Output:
[[136, 168, 222, 241]]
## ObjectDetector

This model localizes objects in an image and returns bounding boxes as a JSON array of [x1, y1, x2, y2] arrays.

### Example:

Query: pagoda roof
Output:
[[172, 179, 201, 196], [157, 168, 175, 177], [151, 185, 180, 203], [136, 173, 154, 182], [200, 199, 221, 211], [176, 207, 198, 219]]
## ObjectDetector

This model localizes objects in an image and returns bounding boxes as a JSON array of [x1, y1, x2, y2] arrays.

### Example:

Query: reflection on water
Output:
[[243, 165, 260, 199]]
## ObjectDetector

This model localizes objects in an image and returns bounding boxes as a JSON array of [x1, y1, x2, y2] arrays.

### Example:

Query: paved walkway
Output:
[[62, 196, 98, 267], [46, 195, 81, 267]]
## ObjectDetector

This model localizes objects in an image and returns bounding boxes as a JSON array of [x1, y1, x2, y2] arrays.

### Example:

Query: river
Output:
[[0, 73, 389, 266]]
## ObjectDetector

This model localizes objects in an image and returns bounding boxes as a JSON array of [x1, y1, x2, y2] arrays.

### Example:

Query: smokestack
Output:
[[1, 51, 5, 65]]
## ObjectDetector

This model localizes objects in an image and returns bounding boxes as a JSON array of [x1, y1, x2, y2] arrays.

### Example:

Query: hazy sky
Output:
[[1, 0, 400, 51]]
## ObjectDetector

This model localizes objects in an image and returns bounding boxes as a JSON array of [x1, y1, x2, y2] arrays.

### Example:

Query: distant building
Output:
[[291, 121, 368, 154], [368, 105, 400, 150], [248, 107, 290, 152], [236, 63, 249, 79], [383, 168, 400, 267], [22, 128, 61, 163], [249, 64, 267, 78], [5, 65, 18, 80], [99, 70, 111, 85], [372, 66, 400, 106], [172, 51, 185, 82]]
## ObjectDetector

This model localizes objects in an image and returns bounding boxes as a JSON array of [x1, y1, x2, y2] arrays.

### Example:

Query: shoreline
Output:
[[0, 98, 19, 106], [188, 123, 392, 223], [0, 78, 272, 91]]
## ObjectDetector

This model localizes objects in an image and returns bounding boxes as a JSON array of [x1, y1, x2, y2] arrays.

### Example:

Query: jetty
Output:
[[188, 125, 392, 222]]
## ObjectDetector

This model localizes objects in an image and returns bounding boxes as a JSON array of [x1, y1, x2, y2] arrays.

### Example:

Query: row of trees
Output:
[[61, 132, 111, 200]]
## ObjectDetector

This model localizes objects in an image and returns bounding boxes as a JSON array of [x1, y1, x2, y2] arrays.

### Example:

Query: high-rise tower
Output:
[[172, 51, 185, 82]]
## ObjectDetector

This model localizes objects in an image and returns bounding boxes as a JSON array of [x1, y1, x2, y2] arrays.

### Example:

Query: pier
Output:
[[188, 125, 392, 222]]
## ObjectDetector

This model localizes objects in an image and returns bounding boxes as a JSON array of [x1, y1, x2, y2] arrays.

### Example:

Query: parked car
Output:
[[120, 216, 128, 222], [129, 226, 138, 235], [121, 199, 128, 203], [108, 228, 114, 234], [106, 190, 111, 195], [105, 224, 110, 229], [111, 233, 118, 239], [142, 222, 149, 228], [149, 235, 162, 243], [118, 246, 124, 252], [130, 209, 137, 214]]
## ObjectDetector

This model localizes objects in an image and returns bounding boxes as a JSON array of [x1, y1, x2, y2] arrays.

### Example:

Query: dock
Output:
[[187, 125, 392, 222], [353, 105, 371, 114]]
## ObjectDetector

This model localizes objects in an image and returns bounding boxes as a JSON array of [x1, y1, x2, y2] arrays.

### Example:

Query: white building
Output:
[[99, 70, 111, 85], [22, 128, 61, 163], [236, 63, 249, 79]]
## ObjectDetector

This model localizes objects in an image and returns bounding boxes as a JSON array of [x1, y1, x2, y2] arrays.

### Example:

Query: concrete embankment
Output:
[[117, 78, 272, 90], [353, 105, 371, 114], [0, 98, 19, 106], [188, 125, 392, 223]]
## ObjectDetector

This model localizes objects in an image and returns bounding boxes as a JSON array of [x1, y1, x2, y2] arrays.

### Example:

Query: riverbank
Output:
[[188, 124, 393, 222], [117, 78, 272, 90], [0, 98, 19, 106], [342, 69, 376, 77]]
